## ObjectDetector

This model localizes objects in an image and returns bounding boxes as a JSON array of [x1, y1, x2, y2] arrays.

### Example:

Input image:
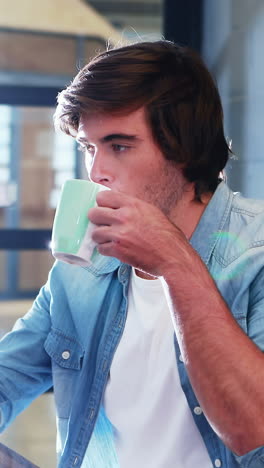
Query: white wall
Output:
[[203, 0, 264, 198]]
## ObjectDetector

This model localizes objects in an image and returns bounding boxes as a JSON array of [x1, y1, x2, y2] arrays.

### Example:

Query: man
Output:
[[1, 40, 264, 468]]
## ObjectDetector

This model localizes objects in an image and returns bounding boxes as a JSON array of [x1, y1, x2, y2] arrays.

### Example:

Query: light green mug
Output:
[[51, 179, 105, 266]]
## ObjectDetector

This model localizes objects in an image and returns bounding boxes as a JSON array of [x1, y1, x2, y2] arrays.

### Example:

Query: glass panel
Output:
[[0, 147, 11, 165], [0, 127, 11, 145], [0, 104, 77, 300], [0, 105, 76, 229], [0, 105, 11, 122], [0, 105, 11, 208], [0, 168, 10, 183], [0, 251, 6, 292]]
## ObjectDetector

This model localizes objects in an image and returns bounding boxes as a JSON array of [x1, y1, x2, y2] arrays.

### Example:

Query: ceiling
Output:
[[85, 0, 163, 39]]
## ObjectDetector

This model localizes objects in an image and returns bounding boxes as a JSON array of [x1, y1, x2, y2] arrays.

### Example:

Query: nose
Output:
[[87, 151, 114, 187]]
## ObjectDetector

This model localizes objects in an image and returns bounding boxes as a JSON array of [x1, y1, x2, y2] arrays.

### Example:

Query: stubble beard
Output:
[[142, 163, 184, 218]]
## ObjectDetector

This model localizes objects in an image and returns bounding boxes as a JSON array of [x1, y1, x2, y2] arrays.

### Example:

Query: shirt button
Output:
[[193, 406, 203, 415], [62, 350, 70, 360], [214, 459, 222, 467]]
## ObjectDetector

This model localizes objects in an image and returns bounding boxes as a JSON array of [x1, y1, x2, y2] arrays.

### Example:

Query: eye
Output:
[[77, 144, 95, 156], [111, 144, 129, 153]]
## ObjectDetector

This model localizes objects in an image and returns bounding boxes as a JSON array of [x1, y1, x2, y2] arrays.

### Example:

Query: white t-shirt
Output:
[[103, 269, 212, 468]]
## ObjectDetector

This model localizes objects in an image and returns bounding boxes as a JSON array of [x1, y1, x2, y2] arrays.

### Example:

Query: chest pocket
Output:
[[44, 328, 85, 418], [44, 328, 84, 369]]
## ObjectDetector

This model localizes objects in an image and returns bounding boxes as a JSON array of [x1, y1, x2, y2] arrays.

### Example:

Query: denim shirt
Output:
[[0, 181, 264, 468]]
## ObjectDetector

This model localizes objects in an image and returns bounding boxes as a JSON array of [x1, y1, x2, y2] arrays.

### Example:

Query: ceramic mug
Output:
[[51, 179, 106, 266]]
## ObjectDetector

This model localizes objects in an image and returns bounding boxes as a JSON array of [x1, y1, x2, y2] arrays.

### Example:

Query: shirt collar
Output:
[[190, 181, 234, 265], [83, 254, 121, 276]]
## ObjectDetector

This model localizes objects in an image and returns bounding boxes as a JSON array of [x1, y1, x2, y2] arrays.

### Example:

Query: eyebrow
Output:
[[102, 133, 139, 143], [77, 133, 140, 144]]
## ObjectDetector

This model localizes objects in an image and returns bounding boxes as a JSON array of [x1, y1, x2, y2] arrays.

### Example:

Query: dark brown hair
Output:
[[55, 40, 230, 200]]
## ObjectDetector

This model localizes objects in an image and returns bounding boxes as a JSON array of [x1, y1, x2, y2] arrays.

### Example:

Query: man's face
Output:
[[76, 107, 184, 217]]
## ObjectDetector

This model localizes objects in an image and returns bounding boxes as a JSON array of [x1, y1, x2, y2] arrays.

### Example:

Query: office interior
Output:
[[0, 0, 264, 466]]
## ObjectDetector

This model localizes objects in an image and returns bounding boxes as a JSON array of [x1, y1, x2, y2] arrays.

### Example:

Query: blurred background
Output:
[[0, 0, 264, 466]]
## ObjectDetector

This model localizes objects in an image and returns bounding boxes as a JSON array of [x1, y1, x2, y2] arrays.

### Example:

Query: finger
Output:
[[97, 241, 119, 258], [96, 190, 130, 209], [91, 225, 113, 244], [88, 206, 119, 225]]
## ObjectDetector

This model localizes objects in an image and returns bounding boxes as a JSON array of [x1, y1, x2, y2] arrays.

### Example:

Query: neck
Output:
[[169, 190, 213, 240], [135, 269, 157, 280]]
